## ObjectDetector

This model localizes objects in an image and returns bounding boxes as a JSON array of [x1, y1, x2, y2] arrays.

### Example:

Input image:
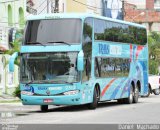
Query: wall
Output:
[[0, 0, 25, 95], [124, 1, 160, 32], [66, 0, 87, 13]]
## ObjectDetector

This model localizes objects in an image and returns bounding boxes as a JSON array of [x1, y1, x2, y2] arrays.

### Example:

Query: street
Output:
[[0, 94, 160, 124]]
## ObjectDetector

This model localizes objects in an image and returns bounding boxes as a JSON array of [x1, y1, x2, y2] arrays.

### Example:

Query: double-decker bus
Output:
[[9, 13, 148, 111]]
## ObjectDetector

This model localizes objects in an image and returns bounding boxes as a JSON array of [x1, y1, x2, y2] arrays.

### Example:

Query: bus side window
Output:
[[82, 18, 93, 82], [82, 58, 91, 82]]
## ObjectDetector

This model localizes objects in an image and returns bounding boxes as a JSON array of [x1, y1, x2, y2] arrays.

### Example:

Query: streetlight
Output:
[[132, 12, 145, 21]]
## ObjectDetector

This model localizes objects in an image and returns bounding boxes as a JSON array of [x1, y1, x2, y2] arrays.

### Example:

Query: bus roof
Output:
[[27, 13, 146, 29]]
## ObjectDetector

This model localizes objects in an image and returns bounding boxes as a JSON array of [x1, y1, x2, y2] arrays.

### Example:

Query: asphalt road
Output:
[[0, 94, 160, 124]]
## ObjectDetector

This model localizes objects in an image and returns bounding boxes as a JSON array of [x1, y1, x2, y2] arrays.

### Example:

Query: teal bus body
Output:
[[19, 13, 148, 108]]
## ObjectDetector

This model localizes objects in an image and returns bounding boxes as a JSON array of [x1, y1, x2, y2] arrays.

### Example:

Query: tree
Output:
[[4, 29, 23, 66], [3, 29, 23, 98], [148, 31, 160, 74]]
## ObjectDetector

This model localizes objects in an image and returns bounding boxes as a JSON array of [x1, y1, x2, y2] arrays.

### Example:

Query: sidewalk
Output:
[[0, 94, 21, 104]]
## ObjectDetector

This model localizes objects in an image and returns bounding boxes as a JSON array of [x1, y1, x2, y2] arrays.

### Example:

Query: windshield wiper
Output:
[[47, 41, 71, 46], [27, 42, 46, 46]]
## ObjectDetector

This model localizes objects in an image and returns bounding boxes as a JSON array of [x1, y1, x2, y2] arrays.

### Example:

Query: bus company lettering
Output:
[[38, 87, 62, 91], [48, 87, 62, 91], [110, 45, 122, 55], [38, 87, 47, 90], [99, 44, 110, 54]]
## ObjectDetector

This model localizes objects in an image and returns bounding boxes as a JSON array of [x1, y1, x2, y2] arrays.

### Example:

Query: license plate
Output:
[[43, 99, 53, 103]]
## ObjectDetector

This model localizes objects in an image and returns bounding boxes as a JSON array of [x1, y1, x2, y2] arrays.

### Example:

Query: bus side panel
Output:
[[93, 78, 129, 101], [130, 45, 148, 96]]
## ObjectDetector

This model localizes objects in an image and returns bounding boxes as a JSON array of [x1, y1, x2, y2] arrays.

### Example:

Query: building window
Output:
[[19, 7, 24, 28], [8, 5, 13, 26], [154, 0, 160, 9]]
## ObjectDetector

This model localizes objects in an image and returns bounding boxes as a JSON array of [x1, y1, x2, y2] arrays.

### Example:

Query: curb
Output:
[[0, 102, 22, 106]]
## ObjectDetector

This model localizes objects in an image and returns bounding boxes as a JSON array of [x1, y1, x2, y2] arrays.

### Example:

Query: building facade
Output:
[[125, 0, 160, 32], [26, 0, 102, 15], [0, 0, 25, 95]]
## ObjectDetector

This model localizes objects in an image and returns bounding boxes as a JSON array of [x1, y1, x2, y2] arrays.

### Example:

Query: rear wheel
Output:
[[40, 105, 48, 112], [88, 88, 99, 109], [145, 85, 151, 97], [133, 84, 139, 103], [153, 88, 160, 95], [124, 84, 133, 104]]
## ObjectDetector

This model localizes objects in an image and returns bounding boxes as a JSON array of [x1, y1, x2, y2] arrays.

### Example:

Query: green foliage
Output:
[[149, 60, 159, 75], [4, 29, 23, 66], [148, 31, 160, 74], [5, 29, 23, 98], [13, 85, 21, 99]]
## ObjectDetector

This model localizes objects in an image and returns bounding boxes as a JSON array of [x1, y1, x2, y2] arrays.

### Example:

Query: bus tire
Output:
[[124, 84, 133, 104], [145, 85, 151, 97], [133, 84, 139, 103], [153, 89, 160, 95], [40, 105, 48, 112], [88, 88, 98, 110]]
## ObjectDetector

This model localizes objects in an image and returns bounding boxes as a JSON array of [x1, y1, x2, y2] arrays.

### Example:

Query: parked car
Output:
[[146, 75, 160, 97]]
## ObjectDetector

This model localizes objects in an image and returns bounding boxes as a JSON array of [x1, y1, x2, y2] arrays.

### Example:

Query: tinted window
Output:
[[82, 18, 93, 81], [94, 19, 105, 41], [94, 18, 147, 45], [20, 52, 80, 83], [24, 19, 82, 45], [95, 57, 130, 77]]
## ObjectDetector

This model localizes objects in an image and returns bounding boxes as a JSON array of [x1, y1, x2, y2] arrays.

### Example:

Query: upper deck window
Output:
[[24, 19, 82, 45], [94, 18, 147, 45]]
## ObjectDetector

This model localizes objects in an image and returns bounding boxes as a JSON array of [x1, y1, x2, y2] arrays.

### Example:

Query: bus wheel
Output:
[[124, 84, 133, 104], [88, 88, 98, 109], [153, 89, 160, 95], [145, 85, 151, 97], [133, 84, 139, 103], [40, 105, 48, 112]]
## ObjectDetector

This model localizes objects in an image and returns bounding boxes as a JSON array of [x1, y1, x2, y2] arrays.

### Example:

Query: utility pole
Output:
[[54, 0, 59, 13], [47, 0, 49, 13], [122, 0, 125, 20], [51, 0, 54, 13]]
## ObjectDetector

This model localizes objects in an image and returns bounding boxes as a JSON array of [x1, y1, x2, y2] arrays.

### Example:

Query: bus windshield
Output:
[[20, 52, 80, 84], [24, 19, 82, 45]]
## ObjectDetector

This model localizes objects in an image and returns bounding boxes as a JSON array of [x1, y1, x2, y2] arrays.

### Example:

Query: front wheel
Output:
[[124, 84, 133, 104], [88, 88, 98, 109], [153, 88, 160, 95], [40, 105, 48, 112]]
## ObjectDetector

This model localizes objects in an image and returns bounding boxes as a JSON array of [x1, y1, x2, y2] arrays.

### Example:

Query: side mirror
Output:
[[9, 52, 18, 72], [77, 50, 84, 71]]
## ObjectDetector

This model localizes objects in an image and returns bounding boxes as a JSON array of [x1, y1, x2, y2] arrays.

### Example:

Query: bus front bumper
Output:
[[21, 94, 82, 105]]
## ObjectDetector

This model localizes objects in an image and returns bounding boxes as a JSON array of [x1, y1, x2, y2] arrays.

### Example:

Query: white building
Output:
[[0, 0, 25, 95]]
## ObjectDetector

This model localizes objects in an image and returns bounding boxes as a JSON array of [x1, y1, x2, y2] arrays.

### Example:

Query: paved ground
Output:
[[0, 94, 160, 124]]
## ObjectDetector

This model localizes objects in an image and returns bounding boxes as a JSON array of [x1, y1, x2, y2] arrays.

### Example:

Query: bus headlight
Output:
[[63, 90, 79, 95], [21, 91, 33, 96]]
